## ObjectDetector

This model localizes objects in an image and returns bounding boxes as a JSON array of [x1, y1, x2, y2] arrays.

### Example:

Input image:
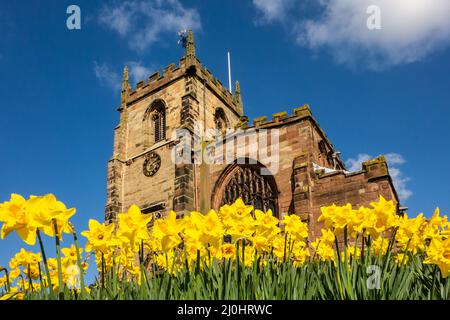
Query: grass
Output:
[[13, 242, 450, 300]]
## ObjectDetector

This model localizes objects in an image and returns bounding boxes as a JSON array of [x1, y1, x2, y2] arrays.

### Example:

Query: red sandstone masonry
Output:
[[105, 35, 399, 242]]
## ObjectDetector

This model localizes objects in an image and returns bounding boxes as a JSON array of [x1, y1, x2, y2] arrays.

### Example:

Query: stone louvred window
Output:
[[152, 104, 166, 143], [214, 108, 228, 135], [221, 165, 278, 215]]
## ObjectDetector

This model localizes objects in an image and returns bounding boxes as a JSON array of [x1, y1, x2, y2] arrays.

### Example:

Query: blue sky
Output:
[[0, 0, 449, 283]]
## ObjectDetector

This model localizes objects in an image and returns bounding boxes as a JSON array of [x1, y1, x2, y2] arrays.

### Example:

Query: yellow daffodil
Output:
[[220, 244, 236, 260], [62, 244, 83, 262], [370, 236, 389, 256], [81, 219, 116, 253], [117, 205, 152, 244], [254, 209, 280, 239], [424, 236, 450, 278], [0, 194, 37, 245], [282, 214, 308, 241], [370, 196, 399, 233], [152, 211, 183, 253], [27, 194, 76, 238], [227, 216, 255, 241]]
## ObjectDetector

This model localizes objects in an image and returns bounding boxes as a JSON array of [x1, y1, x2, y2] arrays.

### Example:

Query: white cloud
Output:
[[94, 61, 153, 92], [94, 61, 121, 92], [345, 153, 372, 172], [385, 153, 406, 166], [99, 2, 135, 36], [252, 0, 295, 23], [99, 0, 201, 52], [345, 153, 412, 202], [127, 61, 153, 84], [253, 0, 450, 69]]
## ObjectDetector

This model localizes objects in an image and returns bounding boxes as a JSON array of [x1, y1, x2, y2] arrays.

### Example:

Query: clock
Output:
[[143, 152, 161, 177]]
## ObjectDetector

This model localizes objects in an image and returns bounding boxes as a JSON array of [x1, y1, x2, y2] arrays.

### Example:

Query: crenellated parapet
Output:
[[120, 57, 241, 116], [247, 104, 314, 129], [125, 63, 185, 104], [362, 155, 390, 180]]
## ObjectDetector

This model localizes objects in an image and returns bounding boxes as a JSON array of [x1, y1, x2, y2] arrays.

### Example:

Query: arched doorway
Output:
[[212, 159, 279, 216]]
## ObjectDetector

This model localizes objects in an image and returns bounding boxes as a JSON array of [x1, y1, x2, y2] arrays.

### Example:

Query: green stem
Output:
[[38, 262, 45, 298], [431, 265, 438, 300], [37, 229, 53, 295], [27, 264, 33, 291], [0, 267, 10, 292], [53, 219, 64, 299], [101, 252, 105, 288], [71, 225, 86, 299]]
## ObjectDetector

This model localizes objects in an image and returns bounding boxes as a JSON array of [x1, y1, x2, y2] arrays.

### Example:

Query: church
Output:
[[104, 31, 399, 238]]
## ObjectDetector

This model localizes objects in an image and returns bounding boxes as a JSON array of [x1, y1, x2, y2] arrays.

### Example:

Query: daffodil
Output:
[[116, 205, 152, 248], [227, 216, 255, 241], [424, 236, 450, 278], [254, 209, 280, 239], [9, 268, 20, 280], [220, 244, 236, 260], [370, 196, 399, 233], [397, 213, 427, 254], [370, 236, 389, 256], [311, 228, 336, 262], [292, 241, 310, 267], [152, 211, 183, 253], [27, 194, 76, 238], [81, 219, 116, 253], [62, 244, 83, 263], [0, 194, 37, 245], [282, 214, 308, 241]]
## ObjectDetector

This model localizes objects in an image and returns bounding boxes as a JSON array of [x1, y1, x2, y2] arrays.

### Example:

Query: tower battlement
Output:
[[241, 104, 313, 129], [124, 54, 240, 116]]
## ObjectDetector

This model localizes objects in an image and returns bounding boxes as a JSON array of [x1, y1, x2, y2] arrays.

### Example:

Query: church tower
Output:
[[105, 30, 243, 223]]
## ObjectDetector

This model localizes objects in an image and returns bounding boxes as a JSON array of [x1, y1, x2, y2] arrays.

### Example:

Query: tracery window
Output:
[[221, 164, 278, 215]]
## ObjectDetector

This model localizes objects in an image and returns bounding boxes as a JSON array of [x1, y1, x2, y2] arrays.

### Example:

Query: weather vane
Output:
[[177, 29, 188, 48]]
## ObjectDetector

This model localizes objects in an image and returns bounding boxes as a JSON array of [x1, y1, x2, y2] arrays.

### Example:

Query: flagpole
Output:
[[227, 51, 232, 94]]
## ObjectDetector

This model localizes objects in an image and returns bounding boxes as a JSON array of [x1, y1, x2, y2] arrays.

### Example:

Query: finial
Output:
[[123, 65, 129, 81], [122, 65, 131, 92], [121, 65, 131, 104], [186, 30, 196, 58], [234, 81, 243, 112]]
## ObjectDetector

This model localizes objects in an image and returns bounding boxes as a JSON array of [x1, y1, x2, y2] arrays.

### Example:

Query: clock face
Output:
[[143, 152, 161, 177]]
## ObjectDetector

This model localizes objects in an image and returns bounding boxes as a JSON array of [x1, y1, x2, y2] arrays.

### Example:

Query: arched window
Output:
[[143, 100, 167, 148], [152, 109, 166, 143], [215, 161, 279, 216], [214, 108, 228, 135]]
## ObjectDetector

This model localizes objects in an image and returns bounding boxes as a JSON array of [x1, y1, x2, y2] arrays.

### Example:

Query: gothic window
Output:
[[220, 164, 278, 216], [145, 100, 166, 144], [214, 108, 228, 135]]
